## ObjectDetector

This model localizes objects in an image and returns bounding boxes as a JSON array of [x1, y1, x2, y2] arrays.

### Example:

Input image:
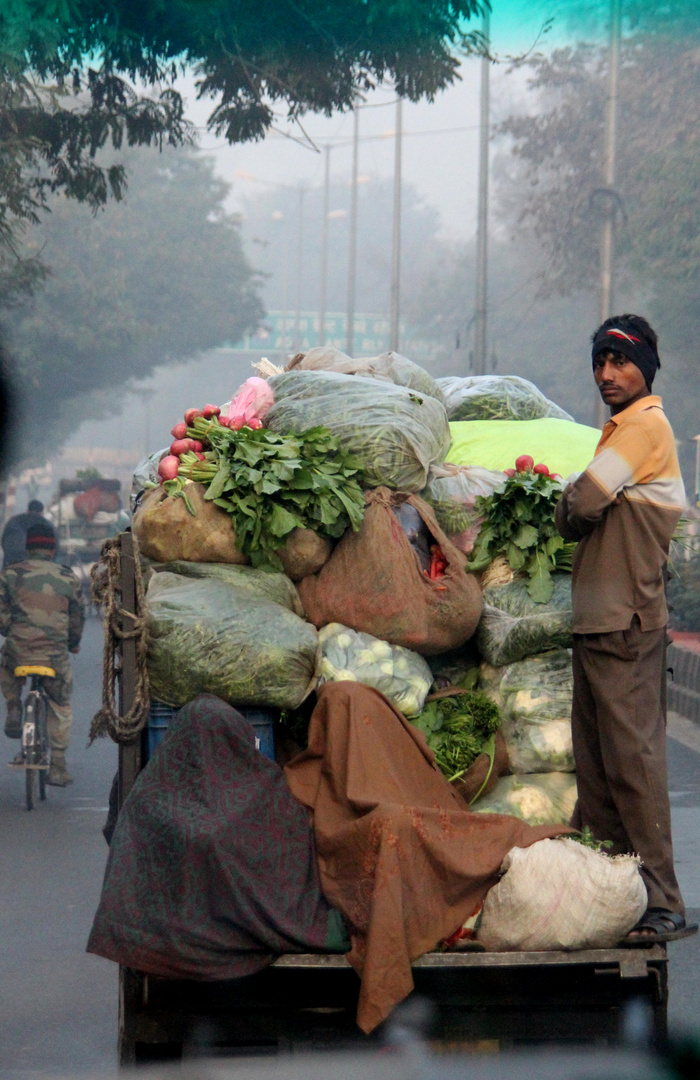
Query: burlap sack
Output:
[[278, 528, 332, 582], [297, 488, 483, 655], [133, 483, 248, 564], [477, 837, 647, 951]]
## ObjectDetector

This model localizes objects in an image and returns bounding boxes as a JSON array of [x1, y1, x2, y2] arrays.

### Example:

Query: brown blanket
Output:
[[285, 682, 570, 1033]]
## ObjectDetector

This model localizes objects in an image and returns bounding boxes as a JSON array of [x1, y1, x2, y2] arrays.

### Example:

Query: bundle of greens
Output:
[[476, 575, 574, 667], [411, 690, 501, 782], [265, 370, 451, 492], [467, 469, 576, 603], [163, 419, 365, 571], [438, 375, 573, 422], [145, 569, 319, 709]]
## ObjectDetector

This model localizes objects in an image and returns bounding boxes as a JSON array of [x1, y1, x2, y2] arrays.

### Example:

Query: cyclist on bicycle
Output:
[[0, 521, 84, 786]]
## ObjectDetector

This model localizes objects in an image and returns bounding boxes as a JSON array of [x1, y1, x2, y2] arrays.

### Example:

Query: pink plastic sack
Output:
[[227, 377, 275, 430]]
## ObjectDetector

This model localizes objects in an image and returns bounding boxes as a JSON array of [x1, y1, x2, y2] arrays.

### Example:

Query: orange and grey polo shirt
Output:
[[554, 395, 685, 634]]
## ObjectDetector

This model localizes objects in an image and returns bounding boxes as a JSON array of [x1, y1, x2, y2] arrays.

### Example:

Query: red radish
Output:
[[186, 439, 203, 452], [184, 408, 203, 425], [504, 468, 516, 478], [158, 455, 180, 482], [550, 473, 562, 481], [194, 452, 206, 461], [515, 455, 534, 472], [202, 404, 221, 419], [170, 422, 187, 440], [217, 415, 230, 428], [170, 439, 190, 456], [533, 463, 550, 476]]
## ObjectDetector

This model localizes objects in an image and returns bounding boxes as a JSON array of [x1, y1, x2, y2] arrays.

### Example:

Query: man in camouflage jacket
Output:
[[0, 521, 85, 786]]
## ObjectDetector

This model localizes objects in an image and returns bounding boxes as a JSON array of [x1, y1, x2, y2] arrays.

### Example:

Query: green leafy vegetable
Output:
[[411, 691, 501, 782], [164, 419, 365, 571], [567, 827, 614, 853], [467, 471, 576, 603]]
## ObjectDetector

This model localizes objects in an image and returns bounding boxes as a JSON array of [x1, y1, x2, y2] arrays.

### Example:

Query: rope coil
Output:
[[89, 535, 151, 744]]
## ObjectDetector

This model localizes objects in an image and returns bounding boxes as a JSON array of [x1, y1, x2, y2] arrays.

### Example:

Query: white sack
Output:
[[477, 837, 647, 952]]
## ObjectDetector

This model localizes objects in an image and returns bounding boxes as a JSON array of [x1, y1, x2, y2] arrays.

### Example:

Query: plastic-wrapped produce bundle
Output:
[[131, 448, 168, 512], [288, 348, 444, 403], [472, 772, 577, 826], [437, 375, 573, 422], [421, 464, 504, 554], [319, 623, 433, 718], [482, 650, 574, 773], [266, 371, 450, 492], [145, 566, 319, 710], [476, 574, 573, 667]]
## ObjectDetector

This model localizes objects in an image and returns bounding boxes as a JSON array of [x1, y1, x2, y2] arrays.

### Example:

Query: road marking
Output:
[[667, 710, 700, 755]]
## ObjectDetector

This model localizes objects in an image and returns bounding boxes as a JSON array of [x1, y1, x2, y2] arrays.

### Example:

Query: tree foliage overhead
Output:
[[496, 5, 700, 310], [0, 0, 484, 254], [493, 2, 700, 466], [3, 144, 264, 463]]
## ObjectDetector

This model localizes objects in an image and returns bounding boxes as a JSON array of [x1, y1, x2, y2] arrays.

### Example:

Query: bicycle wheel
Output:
[[37, 695, 49, 801], [22, 693, 39, 812], [25, 763, 36, 811]]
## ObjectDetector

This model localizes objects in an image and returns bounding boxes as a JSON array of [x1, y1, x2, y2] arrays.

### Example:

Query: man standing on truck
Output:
[[0, 520, 84, 786], [555, 313, 695, 942]]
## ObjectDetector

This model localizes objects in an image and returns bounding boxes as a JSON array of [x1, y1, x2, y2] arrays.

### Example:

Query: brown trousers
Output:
[[571, 617, 684, 915]]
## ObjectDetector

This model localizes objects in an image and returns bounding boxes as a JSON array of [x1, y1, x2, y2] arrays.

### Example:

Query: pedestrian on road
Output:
[[0, 520, 85, 786], [1, 499, 53, 568], [555, 313, 695, 943]]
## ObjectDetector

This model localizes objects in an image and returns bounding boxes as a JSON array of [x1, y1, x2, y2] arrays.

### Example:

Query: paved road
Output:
[[0, 618, 699, 1076], [0, 615, 118, 1079]]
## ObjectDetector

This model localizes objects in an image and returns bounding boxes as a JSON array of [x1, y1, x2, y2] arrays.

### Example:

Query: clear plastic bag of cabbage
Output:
[[482, 650, 574, 773], [476, 574, 573, 667], [472, 772, 577, 826], [266, 370, 450, 492], [436, 375, 573, 423], [420, 464, 504, 553], [145, 568, 319, 710], [319, 622, 432, 717], [289, 347, 444, 403]]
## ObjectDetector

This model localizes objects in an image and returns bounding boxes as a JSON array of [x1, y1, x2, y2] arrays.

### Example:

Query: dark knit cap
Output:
[[592, 323, 661, 388], [26, 521, 56, 549]]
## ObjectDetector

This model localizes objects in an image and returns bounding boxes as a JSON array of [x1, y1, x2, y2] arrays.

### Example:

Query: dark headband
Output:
[[592, 327, 660, 387]]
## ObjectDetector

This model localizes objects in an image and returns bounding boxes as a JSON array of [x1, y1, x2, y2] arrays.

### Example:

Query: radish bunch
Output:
[[504, 456, 562, 482], [157, 404, 224, 482]]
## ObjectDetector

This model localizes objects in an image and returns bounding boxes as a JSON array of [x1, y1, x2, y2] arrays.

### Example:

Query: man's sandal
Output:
[[620, 909, 699, 946]]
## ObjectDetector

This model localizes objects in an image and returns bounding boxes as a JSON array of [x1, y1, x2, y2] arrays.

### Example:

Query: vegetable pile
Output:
[[467, 456, 575, 603], [411, 690, 501, 782], [156, 405, 365, 571]]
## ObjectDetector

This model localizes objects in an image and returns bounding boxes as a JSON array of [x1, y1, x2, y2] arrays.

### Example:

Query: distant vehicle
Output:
[[46, 476, 127, 602]]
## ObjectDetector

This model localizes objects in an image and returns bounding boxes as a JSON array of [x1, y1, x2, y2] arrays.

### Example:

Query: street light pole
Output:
[[346, 103, 360, 357], [318, 145, 331, 348], [293, 186, 306, 353], [596, 0, 622, 427], [390, 96, 403, 353], [473, 7, 491, 376]]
